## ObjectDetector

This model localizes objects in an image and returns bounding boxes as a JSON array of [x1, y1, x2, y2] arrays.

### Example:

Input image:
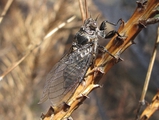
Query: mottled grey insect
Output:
[[39, 17, 119, 106]]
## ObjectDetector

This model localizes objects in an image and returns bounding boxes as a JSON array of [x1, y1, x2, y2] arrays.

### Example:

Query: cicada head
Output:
[[84, 18, 98, 31], [74, 18, 99, 46]]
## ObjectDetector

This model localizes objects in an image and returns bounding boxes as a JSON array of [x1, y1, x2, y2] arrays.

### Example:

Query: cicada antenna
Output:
[[89, 13, 92, 19], [95, 14, 100, 21]]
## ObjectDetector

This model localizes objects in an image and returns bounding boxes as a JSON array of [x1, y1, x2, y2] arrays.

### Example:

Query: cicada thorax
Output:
[[74, 18, 100, 60]]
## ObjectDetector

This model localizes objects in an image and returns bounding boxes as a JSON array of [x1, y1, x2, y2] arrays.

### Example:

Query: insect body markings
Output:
[[39, 17, 118, 106]]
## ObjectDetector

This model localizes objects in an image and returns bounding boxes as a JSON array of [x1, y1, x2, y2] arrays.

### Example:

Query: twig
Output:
[[0, 52, 29, 81], [84, 0, 88, 19], [136, 24, 159, 119], [78, 0, 85, 22], [0, 0, 14, 24], [0, 16, 76, 81], [44, 16, 76, 39], [139, 91, 159, 120]]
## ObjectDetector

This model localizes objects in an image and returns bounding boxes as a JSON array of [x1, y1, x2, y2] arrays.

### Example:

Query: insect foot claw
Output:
[[86, 66, 105, 77]]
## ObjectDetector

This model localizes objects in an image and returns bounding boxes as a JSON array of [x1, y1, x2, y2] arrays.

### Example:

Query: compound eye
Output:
[[90, 22, 97, 30]]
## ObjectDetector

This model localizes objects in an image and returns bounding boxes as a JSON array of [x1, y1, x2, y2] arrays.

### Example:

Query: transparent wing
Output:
[[39, 46, 93, 106]]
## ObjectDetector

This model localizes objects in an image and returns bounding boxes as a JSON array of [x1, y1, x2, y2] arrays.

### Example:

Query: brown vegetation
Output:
[[0, 0, 159, 120]]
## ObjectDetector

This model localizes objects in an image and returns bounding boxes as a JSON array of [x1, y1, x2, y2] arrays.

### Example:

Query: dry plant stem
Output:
[[78, 0, 86, 22], [0, 0, 14, 24], [84, 0, 88, 19], [42, 0, 159, 120], [139, 91, 159, 120], [137, 24, 159, 118], [0, 52, 29, 81], [0, 16, 75, 81], [44, 16, 76, 39], [136, 23, 159, 120]]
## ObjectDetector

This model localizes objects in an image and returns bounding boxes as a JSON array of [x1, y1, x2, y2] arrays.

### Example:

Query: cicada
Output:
[[39, 17, 118, 106]]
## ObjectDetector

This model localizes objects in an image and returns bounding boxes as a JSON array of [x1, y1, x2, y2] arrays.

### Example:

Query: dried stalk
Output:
[[42, 0, 159, 119], [0, 16, 76, 81], [84, 0, 88, 19], [136, 23, 159, 120], [0, 0, 14, 24], [0, 52, 30, 81], [78, 0, 85, 22], [140, 25, 159, 104], [139, 91, 159, 120]]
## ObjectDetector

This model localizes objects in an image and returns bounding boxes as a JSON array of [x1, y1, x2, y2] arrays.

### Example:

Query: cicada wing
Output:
[[38, 61, 64, 104], [39, 45, 93, 106]]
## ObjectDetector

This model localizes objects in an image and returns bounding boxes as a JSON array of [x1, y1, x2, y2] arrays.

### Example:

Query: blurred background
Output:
[[0, 0, 159, 120]]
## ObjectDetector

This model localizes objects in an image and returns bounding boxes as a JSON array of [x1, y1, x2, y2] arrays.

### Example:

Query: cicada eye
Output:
[[84, 18, 97, 30], [89, 21, 97, 30]]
